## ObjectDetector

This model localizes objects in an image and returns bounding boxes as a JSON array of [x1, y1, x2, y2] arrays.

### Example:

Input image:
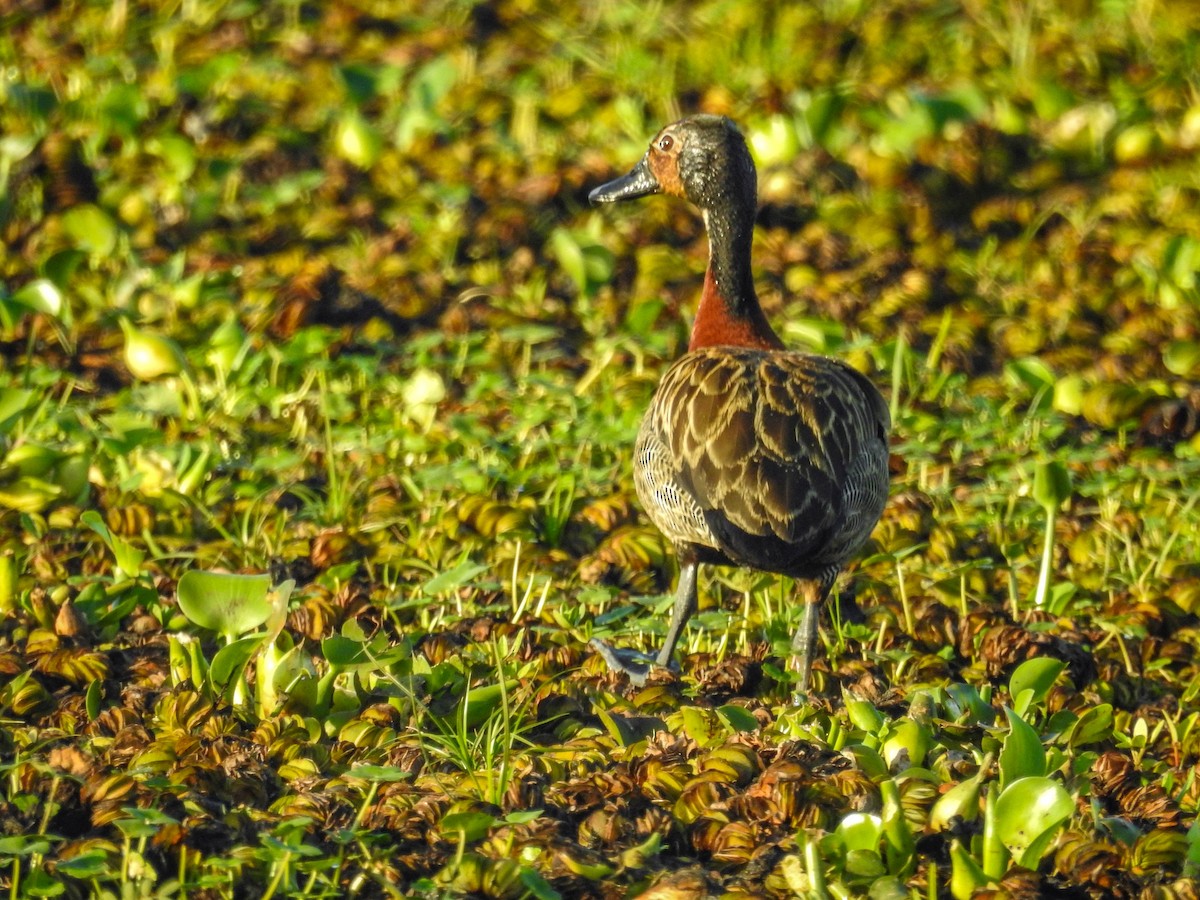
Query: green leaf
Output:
[[716, 704, 759, 733], [0, 388, 35, 437], [1069, 703, 1114, 747], [113, 806, 179, 838], [439, 811, 496, 843], [80, 510, 145, 580], [176, 570, 273, 639], [519, 867, 562, 900], [842, 743, 889, 781], [549, 228, 586, 294], [844, 694, 886, 732], [209, 634, 266, 695], [347, 765, 412, 782], [54, 850, 110, 878], [949, 838, 989, 900], [504, 809, 543, 825], [420, 559, 487, 596], [61, 203, 118, 256], [85, 678, 102, 720], [335, 111, 382, 169], [0, 835, 51, 855], [11, 279, 63, 317], [1164, 341, 1200, 377], [462, 681, 518, 728], [677, 705, 723, 746], [881, 718, 931, 770], [835, 812, 884, 853], [1005, 357, 1057, 411], [999, 707, 1047, 787], [1032, 460, 1072, 511], [993, 776, 1073, 868], [1009, 657, 1066, 715]]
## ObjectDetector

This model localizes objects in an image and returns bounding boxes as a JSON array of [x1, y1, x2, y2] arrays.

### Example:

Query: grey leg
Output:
[[790, 598, 819, 694], [655, 561, 698, 668], [790, 578, 828, 695], [591, 561, 699, 686]]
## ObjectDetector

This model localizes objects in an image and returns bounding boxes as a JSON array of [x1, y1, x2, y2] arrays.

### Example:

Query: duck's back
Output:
[[634, 346, 890, 580]]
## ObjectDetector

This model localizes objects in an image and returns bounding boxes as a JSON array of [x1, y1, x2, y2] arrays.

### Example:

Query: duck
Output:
[[587, 114, 891, 692]]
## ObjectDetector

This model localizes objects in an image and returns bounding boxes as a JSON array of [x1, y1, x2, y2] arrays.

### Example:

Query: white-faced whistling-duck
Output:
[[588, 114, 891, 693]]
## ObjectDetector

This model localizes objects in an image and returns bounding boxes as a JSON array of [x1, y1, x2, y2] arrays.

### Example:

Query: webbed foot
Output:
[[589, 639, 676, 686]]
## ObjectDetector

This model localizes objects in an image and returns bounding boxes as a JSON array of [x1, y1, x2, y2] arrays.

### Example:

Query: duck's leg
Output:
[[655, 561, 698, 668], [790, 578, 830, 695], [591, 561, 698, 686]]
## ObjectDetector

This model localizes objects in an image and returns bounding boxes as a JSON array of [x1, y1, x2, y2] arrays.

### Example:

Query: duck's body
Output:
[[589, 115, 890, 690]]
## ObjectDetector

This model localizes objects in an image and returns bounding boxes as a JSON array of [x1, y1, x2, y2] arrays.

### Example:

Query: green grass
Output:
[[2, 0, 1200, 896]]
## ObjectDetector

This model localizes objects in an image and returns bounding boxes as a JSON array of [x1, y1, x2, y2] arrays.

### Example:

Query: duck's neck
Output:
[[689, 205, 783, 352]]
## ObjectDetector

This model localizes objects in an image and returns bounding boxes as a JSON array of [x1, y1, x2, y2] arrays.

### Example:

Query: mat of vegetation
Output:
[[3, 0, 1200, 897]]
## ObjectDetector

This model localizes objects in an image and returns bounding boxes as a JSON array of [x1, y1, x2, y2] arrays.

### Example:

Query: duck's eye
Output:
[[658, 135, 674, 152]]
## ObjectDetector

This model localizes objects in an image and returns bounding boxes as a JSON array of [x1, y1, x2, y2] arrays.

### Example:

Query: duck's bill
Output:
[[588, 155, 660, 204]]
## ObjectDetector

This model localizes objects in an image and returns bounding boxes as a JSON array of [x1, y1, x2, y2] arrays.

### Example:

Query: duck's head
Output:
[[588, 114, 756, 213]]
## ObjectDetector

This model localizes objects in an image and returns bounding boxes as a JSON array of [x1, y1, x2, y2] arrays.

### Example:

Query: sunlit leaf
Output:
[[993, 776, 1073, 868], [176, 571, 273, 640], [61, 204, 118, 256], [999, 707, 1047, 787]]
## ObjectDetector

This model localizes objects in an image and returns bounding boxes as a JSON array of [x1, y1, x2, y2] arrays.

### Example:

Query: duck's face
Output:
[[589, 115, 755, 212]]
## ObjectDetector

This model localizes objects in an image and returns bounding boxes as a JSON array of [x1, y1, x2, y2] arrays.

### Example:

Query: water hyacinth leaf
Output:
[[271, 641, 319, 708], [949, 839, 989, 900], [420, 559, 487, 596], [999, 707, 1047, 787], [0, 835, 51, 856], [881, 718, 931, 770], [321, 633, 407, 672], [1068, 703, 1114, 747], [843, 743, 890, 781], [0, 388, 35, 437], [85, 678, 102, 720], [176, 570, 273, 640], [1009, 657, 1066, 716], [867, 876, 909, 900], [61, 203, 118, 256], [80, 510, 145, 580], [519, 867, 561, 900], [716, 704, 758, 733], [462, 681, 518, 728], [54, 850, 110, 878], [845, 848, 887, 879], [597, 708, 648, 746], [747, 114, 800, 167], [114, 806, 179, 839], [677, 705, 723, 746], [928, 771, 983, 831], [1163, 341, 1200, 378], [836, 812, 884, 853], [439, 811, 497, 843], [993, 776, 1073, 868], [1006, 357, 1057, 411], [11, 278, 63, 317], [1032, 460, 1072, 511], [880, 778, 915, 876], [943, 682, 995, 725], [844, 693, 886, 732], [119, 319, 187, 381], [347, 765, 412, 782], [1053, 373, 1085, 416], [209, 634, 266, 697], [335, 111, 382, 169]]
